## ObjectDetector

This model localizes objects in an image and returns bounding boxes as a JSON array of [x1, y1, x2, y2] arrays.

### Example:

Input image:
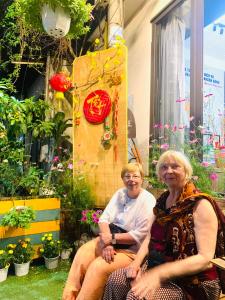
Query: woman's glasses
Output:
[[124, 174, 141, 180]]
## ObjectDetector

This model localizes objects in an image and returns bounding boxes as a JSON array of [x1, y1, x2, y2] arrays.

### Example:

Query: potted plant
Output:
[[81, 209, 103, 235], [17, 0, 93, 39], [39, 233, 61, 269], [0, 206, 36, 229], [60, 240, 73, 260], [0, 246, 14, 282], [9, 239, 34, 277]]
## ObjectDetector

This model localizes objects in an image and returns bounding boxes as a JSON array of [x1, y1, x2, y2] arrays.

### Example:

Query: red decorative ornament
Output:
[[49, 73, 72, 92], [83, 90, 112, 124]]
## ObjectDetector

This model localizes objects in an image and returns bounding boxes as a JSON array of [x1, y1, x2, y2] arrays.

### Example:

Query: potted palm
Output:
[[39, 233, 61, 269], [17, 0, 93, 39], [0, 246, 14, 282], [9, 239, 34, 277]]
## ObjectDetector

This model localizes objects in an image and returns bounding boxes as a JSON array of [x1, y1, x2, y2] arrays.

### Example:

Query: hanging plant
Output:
[[17, 0, 93, 39]]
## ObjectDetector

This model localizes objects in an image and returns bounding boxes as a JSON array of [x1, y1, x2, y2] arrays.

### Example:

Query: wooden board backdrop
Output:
[[72, 46, 127, 207]]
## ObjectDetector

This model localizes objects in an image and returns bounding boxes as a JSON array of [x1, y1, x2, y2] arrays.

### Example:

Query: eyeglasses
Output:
[[124, 175, 141, 180]]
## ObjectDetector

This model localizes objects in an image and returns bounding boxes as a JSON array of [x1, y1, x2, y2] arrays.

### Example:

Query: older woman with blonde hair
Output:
[[103, 150, 225, 300], [62, 162, 156, 300]]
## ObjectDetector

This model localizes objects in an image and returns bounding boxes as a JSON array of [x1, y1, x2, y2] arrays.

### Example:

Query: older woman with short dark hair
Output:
[[103, 150, 224, 300]]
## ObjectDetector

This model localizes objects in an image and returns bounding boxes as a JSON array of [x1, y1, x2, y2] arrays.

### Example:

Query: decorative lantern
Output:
[[41, 4, 71, 38], [49, 72, 72, 110], [83, 90, 112, 124]]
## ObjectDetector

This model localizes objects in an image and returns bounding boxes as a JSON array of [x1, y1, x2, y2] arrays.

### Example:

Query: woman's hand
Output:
[[101, 245, 116, 263], [131, 269, 161, 299], [62, 287, 77, 300], [125, 261, 141, 279]]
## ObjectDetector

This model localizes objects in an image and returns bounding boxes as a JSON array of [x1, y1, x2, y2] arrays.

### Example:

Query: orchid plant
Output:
[[148, 118, 223, 196]]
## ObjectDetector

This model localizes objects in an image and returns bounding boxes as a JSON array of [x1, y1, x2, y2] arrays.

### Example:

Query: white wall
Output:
[[124, 0, 173, 172]]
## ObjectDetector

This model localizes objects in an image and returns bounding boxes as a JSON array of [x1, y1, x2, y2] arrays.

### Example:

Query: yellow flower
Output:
[[0, 250, 4, 255], [48, 233, 53, 237], [50, 241, 54, 245], [22, 243, 27, 248], [44, 234, 48, 237], [47, 236, 52, 241], [40, 248, 44, 253], [25, 238, 31, 242], [95, 38, 100, 45], [8, 250, 13, 254], [41, 237, 45, 241]]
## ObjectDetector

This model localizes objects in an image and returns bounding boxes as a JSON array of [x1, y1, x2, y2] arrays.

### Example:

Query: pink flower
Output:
[[67, 163, 73, 169], [201, 162, 209, 167], [160, 143, 169, 150], [81, 216, 87, 222], [53, 156, 59, 162], [164, 124, 170, 129], [172, 125, 177, 132], [209, 173, 218, 181]]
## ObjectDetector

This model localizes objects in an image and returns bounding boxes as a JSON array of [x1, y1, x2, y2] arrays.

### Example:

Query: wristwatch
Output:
[[111, 233, 116, 245]]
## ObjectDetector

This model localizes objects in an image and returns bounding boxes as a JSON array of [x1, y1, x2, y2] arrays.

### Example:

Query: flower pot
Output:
[[41, 4, 71, 38], [90, 225, 100, 236], [60, 248, 72, 260], [0, 266, 9, 282], [14, 261, 30, 277], [44, 256, 59, 269]]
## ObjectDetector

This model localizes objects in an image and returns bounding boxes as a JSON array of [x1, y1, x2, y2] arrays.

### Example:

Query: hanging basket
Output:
[[41, 4, 71, 38]]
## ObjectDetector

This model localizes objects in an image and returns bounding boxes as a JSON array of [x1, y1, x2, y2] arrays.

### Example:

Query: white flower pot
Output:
[[60, 248, 72, 260], [0, 266, 9, 282], [44, 256, 59, 269], [14, 261, 30, 277], [41, 4, 71, 38]]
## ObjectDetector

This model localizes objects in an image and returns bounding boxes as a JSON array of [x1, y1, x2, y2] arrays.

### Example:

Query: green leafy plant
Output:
[[39, 233, 61, 258], [0, 247, 14, 269], [0, 206, 36, 229], [18, 0, 93, 39], [9, 239, 34, 264]]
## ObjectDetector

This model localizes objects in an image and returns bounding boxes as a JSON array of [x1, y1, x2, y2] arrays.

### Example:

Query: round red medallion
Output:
[[83, 90, 112, 124]]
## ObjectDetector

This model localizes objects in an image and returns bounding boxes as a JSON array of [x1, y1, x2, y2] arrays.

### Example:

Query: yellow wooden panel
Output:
[[0, 220, 60, 238], [72, 46, 128, 207], [0, 198, 60, 214]]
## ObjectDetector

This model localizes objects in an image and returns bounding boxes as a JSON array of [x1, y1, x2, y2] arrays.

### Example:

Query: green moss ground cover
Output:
[[0, 259, 71, 300]]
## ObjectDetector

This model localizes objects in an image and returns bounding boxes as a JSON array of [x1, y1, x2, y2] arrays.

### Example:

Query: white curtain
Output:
[[159, 15, 186, 146]]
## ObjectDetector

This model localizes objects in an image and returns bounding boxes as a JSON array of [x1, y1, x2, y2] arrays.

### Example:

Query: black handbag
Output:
[[109, 223, 130, 249]]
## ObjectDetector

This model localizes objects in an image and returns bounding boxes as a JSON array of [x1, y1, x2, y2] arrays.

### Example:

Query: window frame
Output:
[[150, 0, 204, 135]]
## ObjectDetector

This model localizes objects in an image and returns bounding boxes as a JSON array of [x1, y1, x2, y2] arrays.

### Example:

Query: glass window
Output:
[[203, 1, 225, 164], [151, 0, 191, 145]]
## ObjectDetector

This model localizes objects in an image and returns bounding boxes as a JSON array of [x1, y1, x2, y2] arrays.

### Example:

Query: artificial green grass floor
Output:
[[0, 259, 71, 300]]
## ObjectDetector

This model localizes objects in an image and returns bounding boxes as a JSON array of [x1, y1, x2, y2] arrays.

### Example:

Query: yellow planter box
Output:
[[0, 198, 60, 258]]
